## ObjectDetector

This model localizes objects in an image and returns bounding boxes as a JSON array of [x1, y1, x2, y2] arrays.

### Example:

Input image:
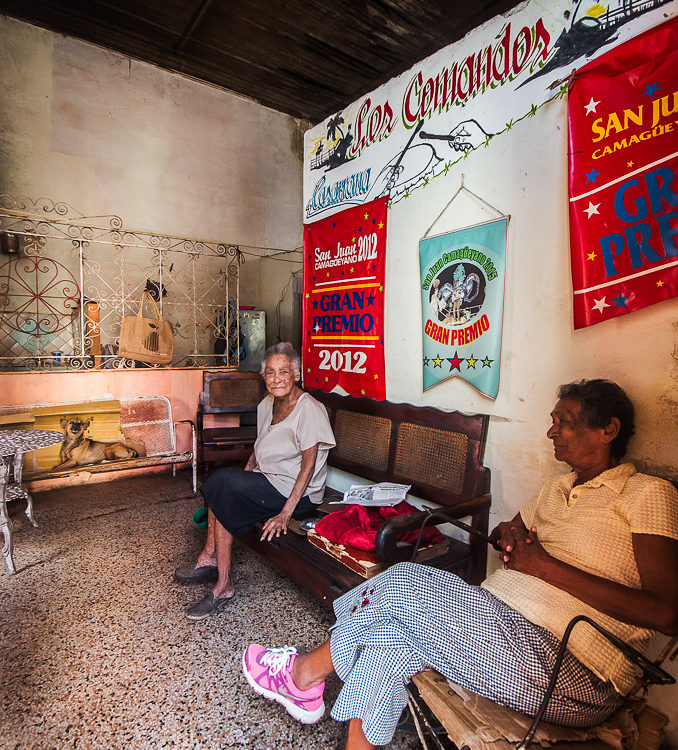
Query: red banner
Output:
[[568, 17, 678, 329], [302, 197, 387, 399]]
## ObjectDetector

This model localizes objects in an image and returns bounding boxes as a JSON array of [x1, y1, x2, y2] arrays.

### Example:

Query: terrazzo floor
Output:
[[0, 471, 421, 750]]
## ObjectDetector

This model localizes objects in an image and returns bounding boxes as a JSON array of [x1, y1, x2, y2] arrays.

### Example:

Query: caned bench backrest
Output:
[[308, 390, 490, 508]]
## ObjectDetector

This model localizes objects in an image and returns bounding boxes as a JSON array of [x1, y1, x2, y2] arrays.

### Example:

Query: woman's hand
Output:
[[260, 510, 293, 541], [244, 451, 258, 472]]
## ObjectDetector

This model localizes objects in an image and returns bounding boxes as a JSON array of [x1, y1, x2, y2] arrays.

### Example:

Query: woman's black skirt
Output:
[[200, 467, 315, 537]]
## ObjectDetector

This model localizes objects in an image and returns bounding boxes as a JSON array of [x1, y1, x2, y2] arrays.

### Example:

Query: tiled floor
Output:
[[0, 472, 420, 750]]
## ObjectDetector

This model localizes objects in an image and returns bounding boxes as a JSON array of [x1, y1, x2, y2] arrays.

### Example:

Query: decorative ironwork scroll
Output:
[[0, 195, 242, 371]]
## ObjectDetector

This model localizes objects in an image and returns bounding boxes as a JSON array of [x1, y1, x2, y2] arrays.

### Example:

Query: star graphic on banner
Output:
[[324, 376, 329, 382], [307, 347, 311, 353], [584, 168, 600, 184], [364, 212, 369, 220], [350, 267, 355, 273], [352, 236, 356, 243], [361, 389, 366, 395], [307, 368, 310, 373], [326, 272, 330, 277], [372, 218, 376, 225], [423, 356, 430, 366], [308, 254, 312, 260], [481, 356, 494, 368], [374, 373, 379, 380], [366, 293, 376, 306], [371, 264, 376, 271], [587, 250, 597, 261], [592, 296, 610, 313], [627, 161, 634, 168], [447, 351, 464, 371], [378, 221, 384, 229], [358, 226, 363, 233], [466, 354, 477, 369], [584, 97, 600, 115], [584, 201, 601, 218], [312, 299, 318, 309], [340, 270, 345, 276], [657, 279, 664, 287], [305, 292, 310, 299], [643, 81, 660, 98], [612, 292, 629, 309], [432, 354, 443, 368], [314, 324, 321, 332], [379, 285, 384, 292], [332, 223, 336, 228]]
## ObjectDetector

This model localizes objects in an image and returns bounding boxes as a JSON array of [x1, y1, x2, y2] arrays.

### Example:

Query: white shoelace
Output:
[[260, 646, 297, 676]]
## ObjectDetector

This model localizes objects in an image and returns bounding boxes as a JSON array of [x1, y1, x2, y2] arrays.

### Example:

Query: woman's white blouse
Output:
[[253, 392, 336, 504]]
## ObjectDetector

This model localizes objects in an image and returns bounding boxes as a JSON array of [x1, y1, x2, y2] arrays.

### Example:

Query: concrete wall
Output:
[[0, 15, 306, 422], [338, 27, 678, 740]]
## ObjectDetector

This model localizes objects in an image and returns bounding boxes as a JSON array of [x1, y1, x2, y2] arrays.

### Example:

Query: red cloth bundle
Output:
[[314, 501, 443, 551]]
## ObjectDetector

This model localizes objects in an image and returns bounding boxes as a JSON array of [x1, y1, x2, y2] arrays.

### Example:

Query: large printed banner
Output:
[[303, 0, 672, 221], [568, 16, 678, 328], [302, 197, 387, 399], [420, 218, 507, 399]]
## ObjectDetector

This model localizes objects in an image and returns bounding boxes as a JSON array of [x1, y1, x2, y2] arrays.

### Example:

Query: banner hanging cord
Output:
[[423, 174, 509, 239]]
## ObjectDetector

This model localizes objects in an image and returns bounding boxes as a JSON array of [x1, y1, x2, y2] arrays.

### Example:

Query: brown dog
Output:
[[54, 418, 138, 470]]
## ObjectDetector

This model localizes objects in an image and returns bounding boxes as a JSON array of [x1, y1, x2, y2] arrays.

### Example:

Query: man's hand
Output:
[[260, 511, 293, 542], [490, 515, 531, 568], [503, 527, 551, 576]]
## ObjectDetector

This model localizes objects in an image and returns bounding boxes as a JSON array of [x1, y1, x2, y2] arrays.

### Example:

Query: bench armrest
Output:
[[375, 494, 492, 563]]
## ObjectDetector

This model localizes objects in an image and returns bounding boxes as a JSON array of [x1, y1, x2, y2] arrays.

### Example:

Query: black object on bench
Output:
[[241, 389, 491, 606]]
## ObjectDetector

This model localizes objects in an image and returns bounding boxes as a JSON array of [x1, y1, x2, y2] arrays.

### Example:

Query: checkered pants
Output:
[[329, 562, 621, 746]]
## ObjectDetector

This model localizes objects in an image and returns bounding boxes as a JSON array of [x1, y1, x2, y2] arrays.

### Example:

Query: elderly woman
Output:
[[175, 342, 335, 620], [242, 379, 678, 749]]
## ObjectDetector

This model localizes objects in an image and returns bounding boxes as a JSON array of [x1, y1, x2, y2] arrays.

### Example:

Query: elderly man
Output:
[[242, 379, 678, 750]]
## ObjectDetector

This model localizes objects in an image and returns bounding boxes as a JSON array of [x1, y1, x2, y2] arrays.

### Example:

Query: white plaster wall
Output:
[[0, 15, 304, 252], [382, 97, 677, 530], [380, 93, 678, 739]]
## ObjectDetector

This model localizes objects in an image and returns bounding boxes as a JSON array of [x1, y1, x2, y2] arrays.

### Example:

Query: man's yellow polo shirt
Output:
[[481, 463, 678, 694]]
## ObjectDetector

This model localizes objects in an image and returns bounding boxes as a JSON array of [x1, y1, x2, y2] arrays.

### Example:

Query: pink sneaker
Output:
[[242, 644, 325, 724]]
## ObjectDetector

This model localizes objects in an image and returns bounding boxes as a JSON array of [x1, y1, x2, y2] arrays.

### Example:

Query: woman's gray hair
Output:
[[260, 342, 301, 376]]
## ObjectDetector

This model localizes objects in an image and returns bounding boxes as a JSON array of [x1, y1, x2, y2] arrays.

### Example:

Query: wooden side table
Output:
[[0, 429, 63, 574]]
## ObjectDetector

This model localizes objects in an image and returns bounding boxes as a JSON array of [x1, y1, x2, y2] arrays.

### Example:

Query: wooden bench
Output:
[[196, 370, 264, 474], [241, 389, 491, 606], [0, 396, 197, 493]]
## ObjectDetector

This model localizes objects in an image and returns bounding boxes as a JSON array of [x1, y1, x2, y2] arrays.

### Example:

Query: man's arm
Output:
[[506, 529, 678, 635]]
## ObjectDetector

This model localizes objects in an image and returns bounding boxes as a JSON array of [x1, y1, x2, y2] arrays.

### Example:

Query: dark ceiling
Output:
[[0, 0, 522, 123]]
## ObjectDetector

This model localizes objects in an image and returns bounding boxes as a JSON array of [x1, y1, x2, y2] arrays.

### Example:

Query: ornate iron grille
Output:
[[0, 196, 241, 371]]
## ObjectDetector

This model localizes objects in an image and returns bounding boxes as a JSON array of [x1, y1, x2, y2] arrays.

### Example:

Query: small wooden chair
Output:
[[407, 615, 677, 750], [196, 370, 264, 473]]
